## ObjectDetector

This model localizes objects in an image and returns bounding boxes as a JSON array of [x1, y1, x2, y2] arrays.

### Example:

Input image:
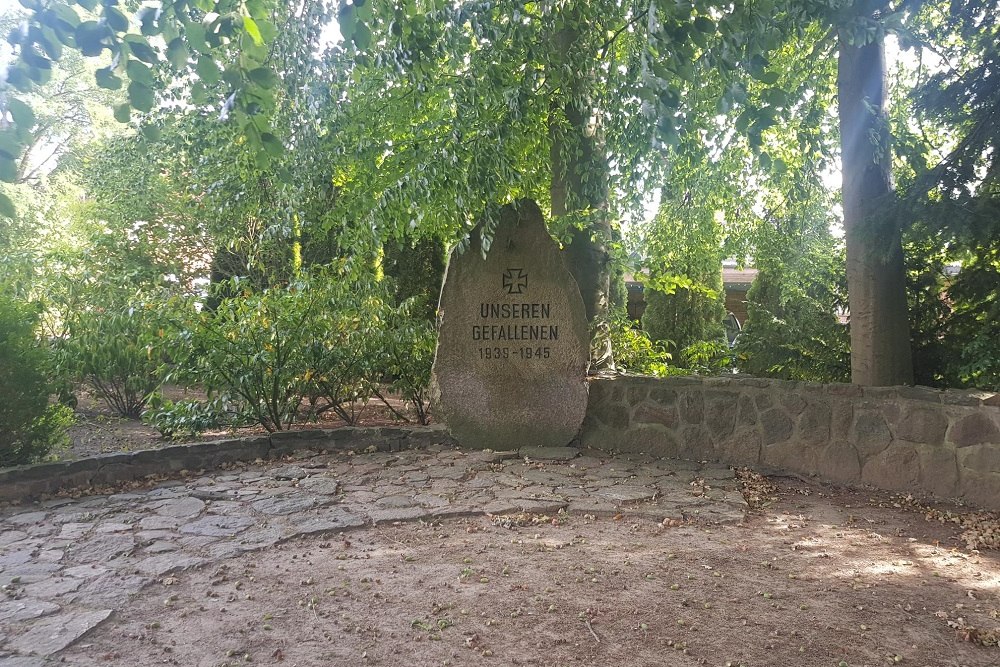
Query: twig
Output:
[[584, 619, 601, 643]]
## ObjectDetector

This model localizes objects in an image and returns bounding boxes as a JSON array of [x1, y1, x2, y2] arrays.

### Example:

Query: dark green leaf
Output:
[[113, 102, 130, 122], [36, 30, 63, 60], [126, 59, 154, 85], [50, 3, 81, 29], [95, 66, 122, 90], [103, 7, 129, 32], [75, 0, 97, 10], [339, 5, 356, 41], [138, 6, 160, 36], [6, 98, 35, 129], [166, 38, 188, 69], [5, 67, 31, 92], [353, 23, 372, 50], [75, 21, 107, 56], [221, 67, 242, 89], [127, 81, 155, 112], [0, 156, 18, 183], [0, 191, 16, 218], [248, 67, 277, 89], [0, 131, 21, 159], [261, 132, 283, 157], [124, 35, 158, 63], [141, 124, 162, 141], [190, 81, 210, 105], [196, 56, 221, 84], [186, 22, 208, 53], [28, 65, 52, 85]]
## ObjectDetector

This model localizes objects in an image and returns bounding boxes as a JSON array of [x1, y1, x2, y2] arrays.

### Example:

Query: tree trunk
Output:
[[549, 18, 615, 371], [838, 27, 913, 386]]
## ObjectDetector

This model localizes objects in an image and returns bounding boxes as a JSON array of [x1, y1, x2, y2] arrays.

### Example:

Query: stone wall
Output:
[[581, 376, 1000, 509], [0, 426, 454, 504]]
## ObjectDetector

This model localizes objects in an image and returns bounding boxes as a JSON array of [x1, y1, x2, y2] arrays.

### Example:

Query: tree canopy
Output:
[[1, 0, 998, 390]]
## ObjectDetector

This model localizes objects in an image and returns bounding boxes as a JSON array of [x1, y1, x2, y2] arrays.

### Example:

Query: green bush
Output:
[[143, 396, 229, 440], [0, 295, 73, 467], [187, 277, 317, 432], [56, 294, 168, 418], [171, 265, 438, 432], [609, 312, 674, 376], [379, 299, 436, 424], [735, 266, 850, 382], [300, 273, 389, 425], [641, 274, 727, 357]]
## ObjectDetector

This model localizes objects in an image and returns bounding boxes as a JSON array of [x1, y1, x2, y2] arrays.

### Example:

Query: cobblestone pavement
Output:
[[0, 445, 746, 664]]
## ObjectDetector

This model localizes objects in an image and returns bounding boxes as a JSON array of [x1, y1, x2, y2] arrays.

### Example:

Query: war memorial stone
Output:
[[430, 199, 590, 450]]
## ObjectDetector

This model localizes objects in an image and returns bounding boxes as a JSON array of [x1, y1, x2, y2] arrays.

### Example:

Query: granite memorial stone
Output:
[[431, 199, 590, 449]]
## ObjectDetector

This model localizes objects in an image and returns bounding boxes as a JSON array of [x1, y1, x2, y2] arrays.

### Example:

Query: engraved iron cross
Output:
[[502, 268, 528, 295]]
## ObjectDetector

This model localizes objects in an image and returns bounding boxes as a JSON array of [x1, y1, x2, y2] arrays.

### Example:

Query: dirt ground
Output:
[[58, 476, 999, 667], [44, 388, 1000, 666], [62, 385, 416, 459]]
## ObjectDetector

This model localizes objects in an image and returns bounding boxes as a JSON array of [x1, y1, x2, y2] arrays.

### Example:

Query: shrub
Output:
[[189, 277, 316, 431], [641, 274, 727, 356], [735, 265, 850, 382], [53, 288, 179, 418], [143, 396, 229, 439], [300, 274, 387, 425], [178, 266, 438, 432], [609, 312, 674, 376], [379, 299, 436, 424], [0, 295, 73, 466]]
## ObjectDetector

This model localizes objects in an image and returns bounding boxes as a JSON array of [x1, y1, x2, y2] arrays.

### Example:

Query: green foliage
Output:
[[379, 300, 437, 425], [888, 1, 1000, 391], [0, 294, 73, 466], [143, 396, 229, 440], [608, 312, 673, 377], [681, 340, 735, 375], [735, 264, 850, 383], [382, 236, 446, 321], [178, 266, 436, 432], [185, 276, 322, 432], [56, 292, 169, 418], [641, 283, 727, 360]]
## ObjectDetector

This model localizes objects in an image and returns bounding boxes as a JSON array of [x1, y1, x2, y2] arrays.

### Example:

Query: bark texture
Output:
[[838, 30, 914, 386], [549, 17, 614, 371]]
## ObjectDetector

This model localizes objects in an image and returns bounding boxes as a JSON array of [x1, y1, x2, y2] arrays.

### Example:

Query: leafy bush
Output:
[[168, 265, 438, 432], [300, 273, 388, 425], [379, 299, 436, 424], [641, 273, 727, 356], [609, 312, 673, 376], [56, 293, 168, 418], [680, 340, 734, 374], [186, 277, 317, 432], [143, 396, 229, 440], [0, 295, 73, 466], [735, 265, 850, 383]]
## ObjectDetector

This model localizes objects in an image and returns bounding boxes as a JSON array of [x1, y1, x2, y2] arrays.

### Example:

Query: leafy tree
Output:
[[837, 0, 913, 385], [890, 0, 1000, 390]]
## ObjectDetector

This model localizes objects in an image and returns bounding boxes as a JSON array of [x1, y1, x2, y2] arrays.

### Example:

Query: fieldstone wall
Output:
[[0, 426, 454, 504], [581, 376, 1000, 509]]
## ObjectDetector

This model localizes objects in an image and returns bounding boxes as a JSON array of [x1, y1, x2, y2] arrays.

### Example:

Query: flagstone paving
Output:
[[0, 445, 746, 664]]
